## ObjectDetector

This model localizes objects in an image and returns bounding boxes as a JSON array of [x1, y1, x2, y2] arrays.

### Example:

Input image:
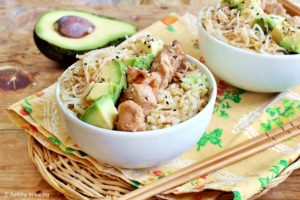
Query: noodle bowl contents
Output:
[[58, 33, 210, 132], [200, 0, 300, 54]]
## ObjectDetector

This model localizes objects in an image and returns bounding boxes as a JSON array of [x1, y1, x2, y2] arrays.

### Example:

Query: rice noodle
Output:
[[201, 3, 288, 55], [58, 33, 159, 116]]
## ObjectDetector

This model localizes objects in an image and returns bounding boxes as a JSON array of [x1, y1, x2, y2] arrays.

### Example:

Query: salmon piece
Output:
[[288, 16, 300, 28], [116, 100, 146, 132], [121, 83, 157, 115], [151, 40, 185, 88], [127, 67, 161, 97]]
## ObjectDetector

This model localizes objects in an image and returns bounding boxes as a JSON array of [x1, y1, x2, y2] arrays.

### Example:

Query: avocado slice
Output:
[[34, 9, 137, 66], [136, 38, 163, 57], [123, 54, 155, 70], [180, 71, 204, 91], [98, 60, 127, 90], [122, 38, 162, 70], [272, 22, 300, 53], [86, 60, 126, 103], [86, 83, 122, 103], [80, 95, 118, 130], [224, 0, 261, 11]]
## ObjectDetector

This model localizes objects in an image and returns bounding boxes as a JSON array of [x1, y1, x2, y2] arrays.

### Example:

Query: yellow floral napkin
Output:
[[7, 13, 300, 200]]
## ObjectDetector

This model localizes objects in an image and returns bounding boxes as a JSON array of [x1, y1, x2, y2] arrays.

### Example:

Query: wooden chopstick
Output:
[[279, 0, 300, 16], [119, 118, 300, 200]]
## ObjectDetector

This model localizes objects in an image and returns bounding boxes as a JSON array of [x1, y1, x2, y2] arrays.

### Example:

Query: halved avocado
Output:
[[34, 9, 137, 66]]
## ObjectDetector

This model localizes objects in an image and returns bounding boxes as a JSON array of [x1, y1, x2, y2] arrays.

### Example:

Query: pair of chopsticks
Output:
[[279, 0, 300, 16], [119, 118, 300, 200]]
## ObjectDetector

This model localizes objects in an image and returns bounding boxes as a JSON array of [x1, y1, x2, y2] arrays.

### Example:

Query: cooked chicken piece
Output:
[[288, 16, 300, 28], [261, 0, 277, 9], [166, 40, 186, 71], [151, 40, 185, 88], [261, 0, 287, 17], [148, 72, 161, 97], [117, 100, 146, 132], [121, 83, 157, 115], [177, 62, 188, 73], [127, 67, 161, 97], [151, 53, 173, 89], [127, 66, 150, 84]]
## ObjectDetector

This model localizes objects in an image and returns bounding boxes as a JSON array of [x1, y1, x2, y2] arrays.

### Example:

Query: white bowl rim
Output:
[[55, 55, 217, 137], [197, 10, 300, 59]]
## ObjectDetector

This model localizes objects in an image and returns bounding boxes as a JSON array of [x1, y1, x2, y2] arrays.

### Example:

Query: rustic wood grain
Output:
[[0, 1, 299, 199]]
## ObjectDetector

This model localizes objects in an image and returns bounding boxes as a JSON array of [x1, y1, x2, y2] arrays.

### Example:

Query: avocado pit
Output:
[[55, 15, 95, 38]]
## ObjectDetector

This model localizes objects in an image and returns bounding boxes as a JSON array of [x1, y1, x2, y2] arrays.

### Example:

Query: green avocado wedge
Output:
[[80, 95, 118, 130], [34, 9, 137, 66]]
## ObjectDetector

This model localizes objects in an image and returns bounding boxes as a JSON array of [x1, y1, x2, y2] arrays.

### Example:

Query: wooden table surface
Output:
[[0, 0, 299, 199]]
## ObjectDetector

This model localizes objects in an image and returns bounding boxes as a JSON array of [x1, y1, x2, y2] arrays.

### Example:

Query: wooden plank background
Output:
[[0, 0, 299, 199]]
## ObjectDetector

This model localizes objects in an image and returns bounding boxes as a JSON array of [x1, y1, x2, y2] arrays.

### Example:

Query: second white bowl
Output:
[[198, 12, 300, 93]]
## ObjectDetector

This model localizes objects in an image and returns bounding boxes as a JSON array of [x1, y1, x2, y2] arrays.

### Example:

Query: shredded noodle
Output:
[[201, 3, 288, 54], [59, 33, 158, 116]]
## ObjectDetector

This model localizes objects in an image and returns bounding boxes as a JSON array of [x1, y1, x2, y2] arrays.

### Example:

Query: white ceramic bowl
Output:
[[56, 55, 217, 169], [198, 13, 300, 93]]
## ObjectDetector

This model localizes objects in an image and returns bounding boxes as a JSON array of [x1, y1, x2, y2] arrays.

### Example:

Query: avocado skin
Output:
[[33, 31, 127, 66]]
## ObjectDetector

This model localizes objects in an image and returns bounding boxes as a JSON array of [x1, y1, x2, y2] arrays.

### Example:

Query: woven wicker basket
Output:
[[27, 135, 135, 200], [27, 135, 300, 200]]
